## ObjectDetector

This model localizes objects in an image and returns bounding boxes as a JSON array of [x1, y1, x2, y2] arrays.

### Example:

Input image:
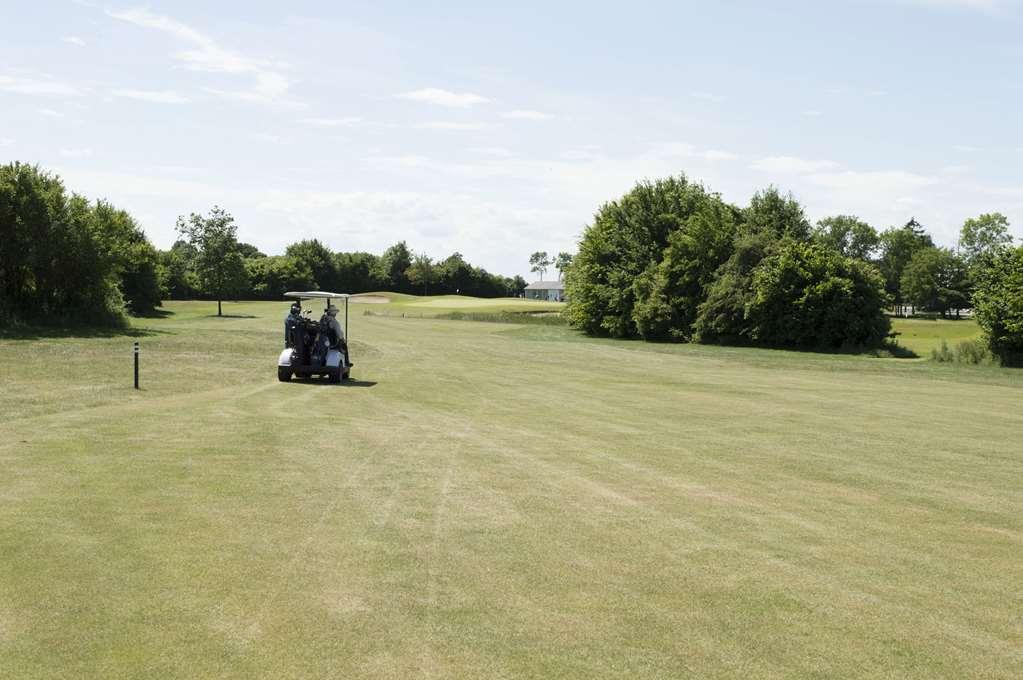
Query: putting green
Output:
[[0, 300, 1020, 679]]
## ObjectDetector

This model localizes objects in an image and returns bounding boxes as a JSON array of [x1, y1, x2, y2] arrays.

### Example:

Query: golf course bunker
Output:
[[349, 295, 390, 304]]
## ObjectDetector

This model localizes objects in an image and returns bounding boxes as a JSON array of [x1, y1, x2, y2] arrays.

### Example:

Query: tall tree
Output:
[[376, 241, 413, 292], [175, 206, 248, 316], [286, 239, 338, 291], [743, 187, 811, 241], [555, 252, 574, 280], [405, 252, 436, 296], [877, 219, 935, 311], [812, 215, 880, 260], [529, 251, 552, 280], [900, 247, 970, 317], [960, 213, 1013, 266]]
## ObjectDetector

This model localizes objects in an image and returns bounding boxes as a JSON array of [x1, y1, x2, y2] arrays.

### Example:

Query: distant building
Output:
[[525, 280, 566, 302]]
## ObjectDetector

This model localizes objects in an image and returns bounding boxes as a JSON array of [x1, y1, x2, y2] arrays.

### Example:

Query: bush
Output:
[[931, 339, 995, 365], [565, 175, 722, 337], [972, 246, 1023, 366], [0, 163, 133, 326]]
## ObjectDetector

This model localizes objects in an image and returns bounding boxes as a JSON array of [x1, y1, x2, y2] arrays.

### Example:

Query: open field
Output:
[[1, 299, 1021, 679], [350, 292, 565, 315], [890, 317, 983, 357]]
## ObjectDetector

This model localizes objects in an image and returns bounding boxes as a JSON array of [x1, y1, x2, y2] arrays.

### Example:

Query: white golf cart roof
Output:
[[284, 291, 351, 300]]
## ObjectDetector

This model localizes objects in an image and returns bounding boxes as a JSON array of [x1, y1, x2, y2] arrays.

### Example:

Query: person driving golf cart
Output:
[[284, 302, 303, 346]]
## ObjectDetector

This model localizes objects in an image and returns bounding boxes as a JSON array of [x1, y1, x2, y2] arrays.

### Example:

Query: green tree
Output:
[[565, 175, 720, 337], [286, 239, 338, 291], [900, 247, 971, 317], [0, 163, 128, 326], [529, 251, 552, 281], [743, 187, 811, 241], [812, 215, 880, 260], [972, 245, 1023, 366], [960, 213, 1013, 266], [175, 206, 248, 316], [555, 252, 573, 280], [405, 252, 436, 296], [91, 201, 162, 314], [632, 199, 739, 340], [375, 241, 413, 292], [877, 219, 935, 311], [245, 255, 315, 300]]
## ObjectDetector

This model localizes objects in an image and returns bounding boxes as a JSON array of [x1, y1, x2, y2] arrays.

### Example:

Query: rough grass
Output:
[[1, 300, 1020, 679]]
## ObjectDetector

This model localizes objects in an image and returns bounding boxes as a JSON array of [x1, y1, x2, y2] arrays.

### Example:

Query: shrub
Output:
[[931, 339, 995, 365], [972, 245, 1023, 366]]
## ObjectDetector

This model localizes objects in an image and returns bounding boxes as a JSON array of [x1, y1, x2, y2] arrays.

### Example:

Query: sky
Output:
[[2, 0, 1022, 277]]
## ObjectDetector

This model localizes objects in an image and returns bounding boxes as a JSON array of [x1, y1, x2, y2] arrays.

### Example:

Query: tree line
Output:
[[565, 174, 1022, 365], [0, 163, 526, 326]]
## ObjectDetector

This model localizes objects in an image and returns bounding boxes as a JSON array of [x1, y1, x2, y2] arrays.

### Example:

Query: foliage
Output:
[[529, 251, 552, 280], [175, 206, 248, 316], [554, 252, 573, 280], [972, 245, 1023, 366], [90, 201, 162, 314], [565, 175, 720, 337], [0, 162, 146, 326], [743, 187, 812, 241], [931, 339, 994, 365], [960, 212, 1012, 266], [244, 255, 316, 299], [692, 231, 778, 344], [286, 239, 339, 291], [813, 215, 880, 260], [900, 247, 971, 316], [375, 241, 413, 293], [405, 252, 436, 295], [695, 238, 890, 349], [877, 219, 934, 305], [632, 200, 739, 340]]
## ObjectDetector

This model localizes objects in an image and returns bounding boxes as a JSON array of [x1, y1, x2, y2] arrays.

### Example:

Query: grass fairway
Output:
[[890, 317, 983, 357], [1, 299, 1021, 679]]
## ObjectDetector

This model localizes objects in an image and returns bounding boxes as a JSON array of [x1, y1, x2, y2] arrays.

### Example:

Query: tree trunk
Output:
[[218, 298, 222, 316]]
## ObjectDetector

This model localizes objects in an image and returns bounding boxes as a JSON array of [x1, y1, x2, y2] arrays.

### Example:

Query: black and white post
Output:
[[133, 341, 139, 390]]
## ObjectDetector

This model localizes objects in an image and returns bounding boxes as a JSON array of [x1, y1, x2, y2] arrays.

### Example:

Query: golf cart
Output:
[[278, 291, 352, 383]]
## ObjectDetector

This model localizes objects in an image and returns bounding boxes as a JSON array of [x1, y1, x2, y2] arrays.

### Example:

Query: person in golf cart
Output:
[[284, 302, 303, 346], [323, 304, 349, 359]]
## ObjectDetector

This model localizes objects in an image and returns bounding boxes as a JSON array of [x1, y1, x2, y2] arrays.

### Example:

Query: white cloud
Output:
[[0, 138, 14, 147], [469, 146, 516, 157], [953, 144, 982, 152], [690, 91, 725, 103], [414, 121, 491, 131], [751, 156, 841, 174], [701, 149, 739, 161], [501, 109, 552, 120], [62, 36, 87, 47], [60, 147, 94, 158], [111, 89, 190, 104], [805, 169, 939, 192], [899, 0, 1006, 12], [38, 108, 64, 118], [0, 74, 81, 96], [299, 116, 363, 127], [802, 109, 823, 117], [107, 7, 295, 106], [396, 88, 491, 108]]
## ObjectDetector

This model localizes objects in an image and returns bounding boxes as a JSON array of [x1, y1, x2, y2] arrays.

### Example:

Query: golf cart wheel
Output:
[[277, 366, 293, 382]]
